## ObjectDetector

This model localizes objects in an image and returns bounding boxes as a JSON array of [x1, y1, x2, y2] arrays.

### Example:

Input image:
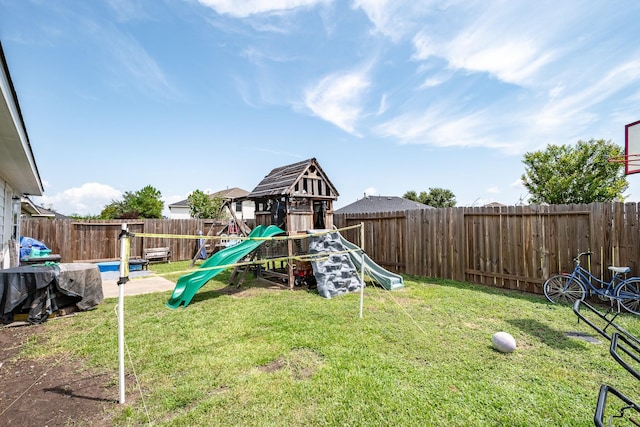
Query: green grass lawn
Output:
[[21, 262, 640, 426]]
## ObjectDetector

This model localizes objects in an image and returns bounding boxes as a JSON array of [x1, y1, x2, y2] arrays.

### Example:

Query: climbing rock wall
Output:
[[308, 231, 363, 298]]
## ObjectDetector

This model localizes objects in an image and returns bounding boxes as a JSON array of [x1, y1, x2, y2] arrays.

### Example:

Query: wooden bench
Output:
[[143, 247, 171, 264]]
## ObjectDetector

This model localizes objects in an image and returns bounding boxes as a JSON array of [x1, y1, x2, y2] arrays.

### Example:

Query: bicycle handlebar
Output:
[[573, 251, 593, 263]]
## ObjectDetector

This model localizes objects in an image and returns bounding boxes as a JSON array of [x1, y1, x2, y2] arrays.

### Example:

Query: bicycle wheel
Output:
[[543, 274, 587, 305], [614, 278, 640, 315]]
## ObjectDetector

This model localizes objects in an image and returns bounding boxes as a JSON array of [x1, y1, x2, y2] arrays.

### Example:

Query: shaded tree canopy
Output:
[[521, 139, 628, 204], [403, 188, 457, 208], [187, 190, 226, 219], [100, 185, 164, 219]]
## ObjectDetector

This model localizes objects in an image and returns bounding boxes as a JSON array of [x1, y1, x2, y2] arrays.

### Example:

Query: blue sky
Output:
[[2, 0, 640, 216]]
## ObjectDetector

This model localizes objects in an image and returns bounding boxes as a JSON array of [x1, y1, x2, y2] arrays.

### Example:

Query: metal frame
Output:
[[573, 300, 640, 426], [625, 120, 640, 175], [594, 384, 640, 427]]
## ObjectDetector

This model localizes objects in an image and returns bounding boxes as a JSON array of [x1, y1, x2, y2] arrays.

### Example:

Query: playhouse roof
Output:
[[248, 158, 339, 200]]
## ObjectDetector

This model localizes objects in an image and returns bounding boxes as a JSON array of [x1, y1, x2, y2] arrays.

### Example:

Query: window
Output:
[[235, 201, 243, 213], [313, 201, 326, 229], [11, 197, 20, 240]]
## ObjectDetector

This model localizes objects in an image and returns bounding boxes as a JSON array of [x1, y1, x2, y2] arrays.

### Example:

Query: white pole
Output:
[[118, 223, 128, 404], [359, 222, 365, 318]]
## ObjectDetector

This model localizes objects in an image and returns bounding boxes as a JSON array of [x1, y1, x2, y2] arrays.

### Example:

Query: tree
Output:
[[521, 139, 628, 204], [68, 213, 100, 220], [422, 188, 457, 208], [100, 185, 164, 219], [403, 188, 456, 207], [187, 190, 225, 219], [403, 190, 418, 201], [126, 185, 164, 218], [100, 200, 125, 219]]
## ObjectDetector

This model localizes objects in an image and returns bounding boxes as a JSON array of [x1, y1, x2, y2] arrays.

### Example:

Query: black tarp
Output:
[[0, 263, 103, 324]]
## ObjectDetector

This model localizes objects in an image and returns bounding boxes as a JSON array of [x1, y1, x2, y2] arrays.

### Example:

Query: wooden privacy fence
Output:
[[20, 203, 640, 296], [20, 219, 232, 263], [335, 203, 640, 295]]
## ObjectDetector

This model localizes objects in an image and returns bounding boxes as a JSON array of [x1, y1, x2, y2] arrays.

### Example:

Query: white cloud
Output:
[[363, 187, 377, 197], [418, 73, 451, 89], [106, 0, 148, 22], [375, 93, 388, 116], [375, 107, 522, 153], [37, 183, 122, 216], [38, 185, 193, 217], [378, 36, 640, 154], [352, 0, 432, 42], [486, 186, 499, 194], [96, 26, 178, 98], [532, 59, 640, 135], [198, 0, 329, 18], [510, 179, 524, 188], [408, 2, 607, 90], [548, 84, 565, 99], [233, 75, 257, 107], [412, 27, 554, 87], [356, 1, 640, 156], [449, 38, 553, 86], [411, 32, 437, 61], [304, 70, 371, 134]]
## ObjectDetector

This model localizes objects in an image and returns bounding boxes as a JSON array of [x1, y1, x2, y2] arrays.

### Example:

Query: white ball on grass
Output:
[[492, 332, 517, 353]]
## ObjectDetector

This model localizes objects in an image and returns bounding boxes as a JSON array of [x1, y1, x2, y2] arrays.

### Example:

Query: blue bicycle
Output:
[[543, 251, 640, 315]]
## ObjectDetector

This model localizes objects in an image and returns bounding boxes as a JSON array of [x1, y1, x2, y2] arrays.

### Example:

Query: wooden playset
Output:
[[244, 157, 339, 287]]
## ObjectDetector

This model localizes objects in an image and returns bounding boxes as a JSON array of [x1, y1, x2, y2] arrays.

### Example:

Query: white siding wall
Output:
[[0, 180, 21, 268], [0, 179, 14, 269], [0, 179, 5, 247], [168, 205, 191, 219]]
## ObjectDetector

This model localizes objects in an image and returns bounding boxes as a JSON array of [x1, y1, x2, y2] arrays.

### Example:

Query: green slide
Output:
[[166, 225, 284, 309], [337, 232, 404, 290]]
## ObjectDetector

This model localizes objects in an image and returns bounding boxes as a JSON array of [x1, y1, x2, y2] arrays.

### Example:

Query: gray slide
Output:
[[336, 233, 404, 291]]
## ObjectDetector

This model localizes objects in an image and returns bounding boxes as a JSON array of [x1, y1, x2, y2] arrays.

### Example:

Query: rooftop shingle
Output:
[[334, 196, 432, 214]]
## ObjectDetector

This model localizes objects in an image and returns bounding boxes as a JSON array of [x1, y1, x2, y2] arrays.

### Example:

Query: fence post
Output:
[[359, 222, 365, 318], [117, 223, 129, 404]]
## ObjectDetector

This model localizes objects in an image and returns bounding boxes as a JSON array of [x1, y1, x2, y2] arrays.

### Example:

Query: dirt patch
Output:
[[258, 347, 324, 380], [0, 324, 127, 426], [216, 280, 316, 298]]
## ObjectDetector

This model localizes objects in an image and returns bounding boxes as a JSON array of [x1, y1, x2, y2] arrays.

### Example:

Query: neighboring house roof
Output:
[[20, 196, 40, 216], [0, 41, 43, 196], [19, 197, 67, 219], [334, 196, 433, 214], [213, 187, 249, 200], [248, 157, 339, 200], [35, 205, 68, 219], [169, 187, 250, 208]]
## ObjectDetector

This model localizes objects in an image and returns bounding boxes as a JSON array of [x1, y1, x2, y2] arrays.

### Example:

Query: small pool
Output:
[[97, 261, 144, 272]]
